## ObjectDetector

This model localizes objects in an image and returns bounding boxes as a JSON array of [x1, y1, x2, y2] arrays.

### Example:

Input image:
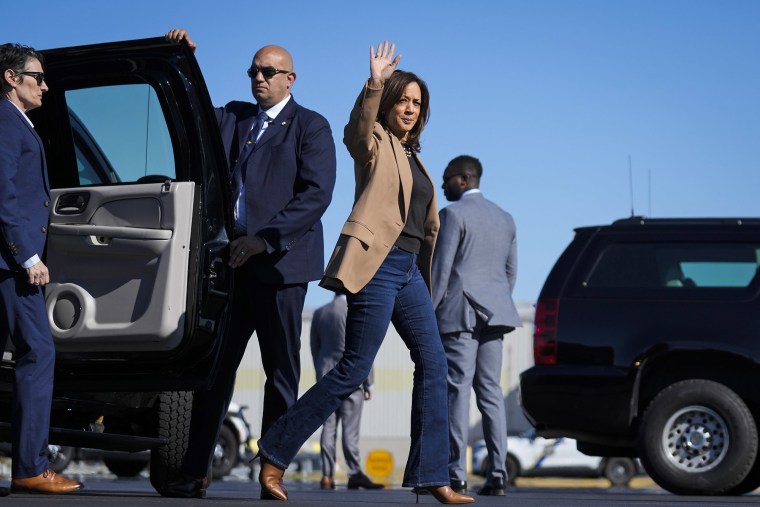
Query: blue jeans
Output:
[[258, 247, 450, 487]]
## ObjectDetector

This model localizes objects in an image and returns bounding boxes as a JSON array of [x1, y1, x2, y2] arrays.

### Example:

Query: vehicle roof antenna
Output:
[[628, 155, 635, 217], [648, 167, 652, 217]]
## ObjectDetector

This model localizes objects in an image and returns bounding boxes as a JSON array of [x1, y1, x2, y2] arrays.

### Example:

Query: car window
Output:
[[583, 242, 760, 293], [679, 263, 756, 287], [65, 84, 175, 185]]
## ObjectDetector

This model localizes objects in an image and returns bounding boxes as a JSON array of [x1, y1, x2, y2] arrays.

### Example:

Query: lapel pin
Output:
[[281, 121, 287, 126]]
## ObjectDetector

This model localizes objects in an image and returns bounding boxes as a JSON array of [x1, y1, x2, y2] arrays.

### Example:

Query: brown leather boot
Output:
[[414, 485, 474, 504], [259, 458, 287, 500]]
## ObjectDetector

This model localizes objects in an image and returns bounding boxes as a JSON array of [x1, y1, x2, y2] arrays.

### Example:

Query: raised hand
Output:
[[369, 41, 401, 88]]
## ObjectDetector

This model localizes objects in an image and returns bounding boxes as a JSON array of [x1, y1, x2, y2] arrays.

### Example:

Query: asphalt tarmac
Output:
[[3, 461, 760, 507]]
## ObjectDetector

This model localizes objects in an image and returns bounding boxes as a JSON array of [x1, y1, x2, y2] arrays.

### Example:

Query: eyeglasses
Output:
[[17, 71, 45, 85], [247, 66, 290, 79]]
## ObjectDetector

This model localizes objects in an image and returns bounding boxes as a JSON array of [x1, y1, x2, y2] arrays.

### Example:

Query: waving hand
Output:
[[369, 41, 401, 88]]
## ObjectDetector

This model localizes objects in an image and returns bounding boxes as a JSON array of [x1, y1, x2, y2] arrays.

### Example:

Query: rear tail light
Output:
[[533, 298, 559, 365]]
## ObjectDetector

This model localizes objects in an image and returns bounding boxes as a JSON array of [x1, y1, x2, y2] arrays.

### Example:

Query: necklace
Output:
[[403, 144, 413, 157]]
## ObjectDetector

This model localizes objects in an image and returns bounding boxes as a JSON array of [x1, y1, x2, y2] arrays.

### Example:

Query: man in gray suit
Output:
[[432, 155, 521, 496], [310, 294, 383, 490]]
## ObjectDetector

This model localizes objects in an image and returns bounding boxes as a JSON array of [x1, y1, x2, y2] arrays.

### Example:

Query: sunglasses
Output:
[[18, 71, 45, 85], [444, 174, 466, 183], [247, 66, 290, 79]]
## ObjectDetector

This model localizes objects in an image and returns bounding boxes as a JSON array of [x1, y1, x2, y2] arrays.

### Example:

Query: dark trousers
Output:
[[0, 269, 55, 479], [319, 386, 364, 477], [181, 263, 307, 478]]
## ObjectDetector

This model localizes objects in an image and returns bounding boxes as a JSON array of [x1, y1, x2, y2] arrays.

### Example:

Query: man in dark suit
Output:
[[163, 30, 336, 498], [0, 43, 83, 495], [432, 155, 521, 497], [310, 294, 383, 490]]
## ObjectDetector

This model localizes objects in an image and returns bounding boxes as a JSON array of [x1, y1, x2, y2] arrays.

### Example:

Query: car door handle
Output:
[[56, 192, 90, 215]]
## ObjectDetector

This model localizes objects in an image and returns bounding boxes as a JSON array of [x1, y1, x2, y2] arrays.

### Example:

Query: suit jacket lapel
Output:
[[388, 132, 413, 220], [388, 132, 436, 228], [233, 97, 297, 174], [230, 105, 259, 174], [2, 100, 50, 195], [253, 97, 297, 151], [39, 133, 49, 195], [26, 118, 50, 195], [235, 110, 258, 157]]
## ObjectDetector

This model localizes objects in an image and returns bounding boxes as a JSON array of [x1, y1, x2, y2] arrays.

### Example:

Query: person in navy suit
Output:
[[163, 30, 336, 498], [0, 43, 83, 495]]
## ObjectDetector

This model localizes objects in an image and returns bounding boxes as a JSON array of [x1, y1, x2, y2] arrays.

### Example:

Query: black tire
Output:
[[211, 424, 239, 479], [48, 446, 74, 474], [726, 452, 760, 495], [638, 379, 758, 495], [505, 454, 519, 485], [149, 391, 193, 493], [104, 458, 147, 478], [603, 457, 636, 486]]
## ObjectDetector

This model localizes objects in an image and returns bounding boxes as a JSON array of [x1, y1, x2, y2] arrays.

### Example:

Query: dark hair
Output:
[[377, 70, 430, 153], [0, 43, 44, 95], [448, 155, 483, 180]]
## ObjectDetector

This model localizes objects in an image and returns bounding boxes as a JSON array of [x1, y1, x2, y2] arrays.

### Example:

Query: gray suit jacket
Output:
[[310, 296, 371, 389], [432, 192, 521, 335]]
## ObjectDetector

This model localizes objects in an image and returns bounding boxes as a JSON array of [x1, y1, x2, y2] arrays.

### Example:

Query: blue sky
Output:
[[6, 0, 759, 309]]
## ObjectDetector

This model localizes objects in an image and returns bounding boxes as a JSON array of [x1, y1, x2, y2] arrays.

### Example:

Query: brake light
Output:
[[533, 298, 559, 365]]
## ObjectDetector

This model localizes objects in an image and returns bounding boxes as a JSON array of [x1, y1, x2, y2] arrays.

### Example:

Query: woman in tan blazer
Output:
[[256, 42, 474, 505]]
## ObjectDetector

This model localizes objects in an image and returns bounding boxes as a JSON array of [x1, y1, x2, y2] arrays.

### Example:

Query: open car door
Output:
[[30, 37, 232, 389], [0, 37, 234, 493]]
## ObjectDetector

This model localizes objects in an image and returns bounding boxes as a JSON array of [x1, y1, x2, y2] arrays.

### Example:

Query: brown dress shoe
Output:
[[414, 485, 474, 504], [259, 458, 287, 500], [320, 475, 335, 490], [11, 469, 84, 494]]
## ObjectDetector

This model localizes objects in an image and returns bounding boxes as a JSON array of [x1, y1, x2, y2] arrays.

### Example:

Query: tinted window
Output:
[[586, 243, 760, 290], [65, 84, 175, 185]]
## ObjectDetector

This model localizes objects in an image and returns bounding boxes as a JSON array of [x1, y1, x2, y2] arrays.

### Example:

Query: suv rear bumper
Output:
[[520, 365, 637, 443]]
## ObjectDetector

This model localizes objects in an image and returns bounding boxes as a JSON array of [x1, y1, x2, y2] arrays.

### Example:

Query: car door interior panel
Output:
[[46, 182, 195, 351]]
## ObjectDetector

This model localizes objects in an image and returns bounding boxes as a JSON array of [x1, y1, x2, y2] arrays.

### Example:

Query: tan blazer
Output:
[[321, 82, 439, 295]]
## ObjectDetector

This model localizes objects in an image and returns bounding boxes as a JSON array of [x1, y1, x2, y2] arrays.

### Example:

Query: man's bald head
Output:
[[250, 45, 296, 108], [254, 45, 293, 70]]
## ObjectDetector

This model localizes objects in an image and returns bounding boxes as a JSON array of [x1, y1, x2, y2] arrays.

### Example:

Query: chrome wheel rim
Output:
[[661, 405, 728, 473]]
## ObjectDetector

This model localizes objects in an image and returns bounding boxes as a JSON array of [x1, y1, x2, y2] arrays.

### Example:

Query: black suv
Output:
[[520, 217, 760, 496], [1, 38, 234, 492]]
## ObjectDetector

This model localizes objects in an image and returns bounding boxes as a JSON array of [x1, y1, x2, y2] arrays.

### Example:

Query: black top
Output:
[[395, 150, 433, 254]]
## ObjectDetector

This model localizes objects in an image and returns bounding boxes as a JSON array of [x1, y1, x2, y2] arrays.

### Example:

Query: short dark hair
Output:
[[0, 43, 44, 95], [377, 70, 430, 153], [448, 155, 483, 180]]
